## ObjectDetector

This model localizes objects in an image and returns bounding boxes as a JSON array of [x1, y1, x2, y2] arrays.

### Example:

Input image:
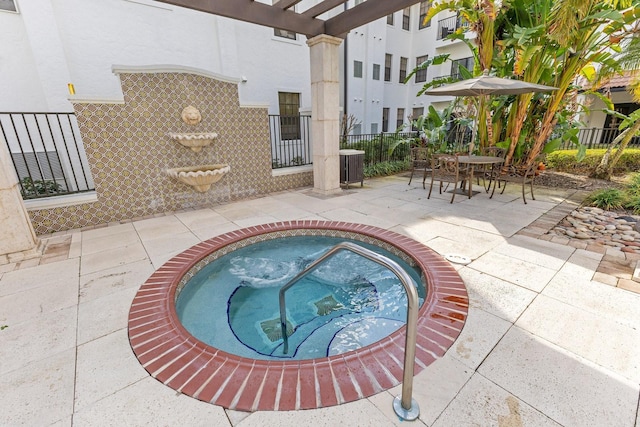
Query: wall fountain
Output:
[[166, 105, 230, 191]]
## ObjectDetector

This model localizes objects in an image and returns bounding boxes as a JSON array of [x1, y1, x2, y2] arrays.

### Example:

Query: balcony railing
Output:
[[269, 114, 312, 169], [559, 127, 640, 150], [436, 14, 468, 40], [1, 112, 94, 199]]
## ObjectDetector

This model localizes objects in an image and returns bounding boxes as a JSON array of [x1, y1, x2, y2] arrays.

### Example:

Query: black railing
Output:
[[340, 132, 418, 166], [0, 112, 94, 199], [558, 127, 640, 150], [269, 114, 312, 169], [436, 14, 467, 40]]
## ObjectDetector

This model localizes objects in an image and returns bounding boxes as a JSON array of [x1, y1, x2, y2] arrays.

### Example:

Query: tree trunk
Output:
[[590, 119, 640, 180]]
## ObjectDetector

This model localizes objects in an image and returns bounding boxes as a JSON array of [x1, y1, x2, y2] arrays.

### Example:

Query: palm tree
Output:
[[421, 0, 640, 169], [591, 31, 640, 179]]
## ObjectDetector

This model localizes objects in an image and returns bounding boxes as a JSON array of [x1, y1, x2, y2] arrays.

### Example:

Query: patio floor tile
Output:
[[478, 326, 639, 427], [0, 348, 75, 426], [468, 251, 558, 293], [77, 286, 138, 345], [516, 294, 640, 382], [79, 258, 155, 303], [431, 373, 562, 427], [74, 329, 149, 411], [0, 306, 77, 376], [458, 267, 537, 323], [388, 353, 473, 426], [449, 307, 511, 370], [80, 242, 148, 275], [72, 377, 229, 426]]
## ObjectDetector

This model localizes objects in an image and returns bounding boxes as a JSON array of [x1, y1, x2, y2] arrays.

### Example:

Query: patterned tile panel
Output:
[[28, 71, 313, 234]]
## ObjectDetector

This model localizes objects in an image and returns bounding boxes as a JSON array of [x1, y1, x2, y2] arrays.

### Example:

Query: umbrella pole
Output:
[[468, 102, 478, 154]]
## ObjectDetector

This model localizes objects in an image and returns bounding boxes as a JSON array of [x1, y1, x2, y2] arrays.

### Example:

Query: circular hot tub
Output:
[[128, 221, 468, 411]]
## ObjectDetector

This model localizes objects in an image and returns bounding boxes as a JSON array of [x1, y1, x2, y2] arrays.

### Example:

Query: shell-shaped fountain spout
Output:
[[166, 164, 230, 192], [168, 132, 218, 152]]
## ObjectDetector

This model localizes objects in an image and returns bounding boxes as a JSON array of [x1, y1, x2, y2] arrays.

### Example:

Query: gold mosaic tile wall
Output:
[[28, 71, 313, 235]]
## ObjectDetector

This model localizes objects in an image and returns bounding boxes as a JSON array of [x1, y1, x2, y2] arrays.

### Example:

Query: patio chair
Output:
[[428, 153, 472, 203], [408, 146, 434, 189], [489, 156, 543, 204], [478, 146, 507, 191]]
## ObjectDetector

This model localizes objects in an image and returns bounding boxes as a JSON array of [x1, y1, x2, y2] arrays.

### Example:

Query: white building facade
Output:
[[1, 0, 470, 130]]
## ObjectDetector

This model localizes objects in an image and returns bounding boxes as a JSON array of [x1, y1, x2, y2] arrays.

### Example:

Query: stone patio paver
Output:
[[1, 177, 639, 426]]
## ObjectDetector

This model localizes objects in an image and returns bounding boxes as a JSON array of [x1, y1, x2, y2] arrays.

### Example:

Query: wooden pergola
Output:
[[156, 0, 421, 38]]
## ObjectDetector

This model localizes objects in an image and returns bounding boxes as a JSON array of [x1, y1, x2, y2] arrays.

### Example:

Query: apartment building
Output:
[[0, 0, 471, 133], [343, 2, 472, 134]]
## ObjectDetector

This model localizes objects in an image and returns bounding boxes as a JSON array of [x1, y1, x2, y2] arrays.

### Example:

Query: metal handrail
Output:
[[278, 241, 420, 420]]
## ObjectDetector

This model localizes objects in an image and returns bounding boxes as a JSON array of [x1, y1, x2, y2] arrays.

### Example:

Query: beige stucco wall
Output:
[[27, 69, 312, 235]]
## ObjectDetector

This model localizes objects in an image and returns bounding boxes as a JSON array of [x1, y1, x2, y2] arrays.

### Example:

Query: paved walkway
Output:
[[1, 175, 639, 426]]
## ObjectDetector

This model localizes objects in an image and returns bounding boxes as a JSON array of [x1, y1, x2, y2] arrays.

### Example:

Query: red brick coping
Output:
[[128, 221, 468, 411]]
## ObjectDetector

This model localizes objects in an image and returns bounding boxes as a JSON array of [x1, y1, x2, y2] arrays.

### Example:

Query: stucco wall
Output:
[[27, 69, 312, 235]]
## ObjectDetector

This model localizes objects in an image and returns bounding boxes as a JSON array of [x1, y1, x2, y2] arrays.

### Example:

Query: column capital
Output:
[[306, 34, 343, 48]]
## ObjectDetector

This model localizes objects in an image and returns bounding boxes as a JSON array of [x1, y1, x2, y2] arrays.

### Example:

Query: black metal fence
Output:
[[558, 127, 640, 150], [340, 132, 418, 166], [269, 114, 312, 168], [0, 112, 94, 199], [267, 113, 640, 169]]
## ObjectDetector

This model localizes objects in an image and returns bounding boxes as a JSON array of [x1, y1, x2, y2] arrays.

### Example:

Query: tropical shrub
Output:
[[364, 160, 410, 178], [546, 149, 640, 174]]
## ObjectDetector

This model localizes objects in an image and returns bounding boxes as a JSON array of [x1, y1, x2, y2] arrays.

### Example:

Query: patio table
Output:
[[456, 155, 504, 197]]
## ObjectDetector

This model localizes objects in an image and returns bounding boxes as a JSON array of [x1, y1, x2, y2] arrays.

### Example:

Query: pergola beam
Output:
[[155, 0, 324, 37], [275, 0, 302, 11], [324, 0, 420, 36], [155, 0, 420, 37]]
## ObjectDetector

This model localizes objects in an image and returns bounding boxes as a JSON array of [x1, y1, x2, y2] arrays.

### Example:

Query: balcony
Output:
[[436, 14, 469, 40]]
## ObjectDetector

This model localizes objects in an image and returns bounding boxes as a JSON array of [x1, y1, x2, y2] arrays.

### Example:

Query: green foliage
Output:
[[624, 195, 640, 214], [20, 177, 63, 198], [584, 173, 640, 213], [364, 160, 410, 178], [545, 149, 640, 174], [343, 134, 412, 166], [625, 173, 640, 197], [290, 156, 305, 166], [585, 189, 625, 210]]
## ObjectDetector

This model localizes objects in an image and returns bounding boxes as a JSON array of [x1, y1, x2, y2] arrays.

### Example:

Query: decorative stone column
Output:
[[0, 142, 40, 264], [307, 34, 343, 194]]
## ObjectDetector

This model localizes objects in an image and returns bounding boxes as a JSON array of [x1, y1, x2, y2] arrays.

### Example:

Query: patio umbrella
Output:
[[424, 71, 558, 152]]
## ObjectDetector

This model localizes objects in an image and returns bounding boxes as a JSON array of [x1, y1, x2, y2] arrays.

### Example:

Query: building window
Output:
[[382, 108, 389, 132], [11, 151, 64, 182], [278, 92, 301, 140], [372, 64, 380, 80], [399, 57, 408, 83], [451, 56, 474, 79], [0, 0, 17, 12], [415, 55, 428, 83], [384, 54, 392, 82], [419, 1, 431, 29], [387, 13, 394, 25], [353, 123, 362, 135], [274, 28, 296, 40], [411, 107, 424, 130], [354, 60, 363, 78], [397, 108, 405, 129], [402, 7, 410, 30], [371, 123, 378, 134]]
